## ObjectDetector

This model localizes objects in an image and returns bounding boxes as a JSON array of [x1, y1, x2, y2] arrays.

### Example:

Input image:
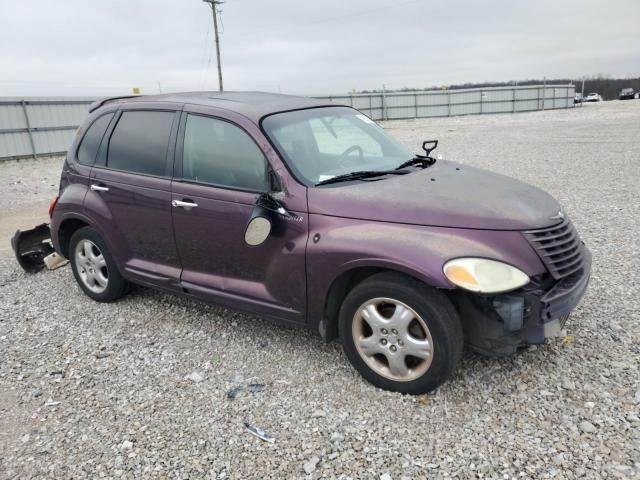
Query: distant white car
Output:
[[584, 93, 603, 102]]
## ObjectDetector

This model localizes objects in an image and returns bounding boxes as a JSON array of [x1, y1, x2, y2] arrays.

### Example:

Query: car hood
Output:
[[307, 160, 561, 230]]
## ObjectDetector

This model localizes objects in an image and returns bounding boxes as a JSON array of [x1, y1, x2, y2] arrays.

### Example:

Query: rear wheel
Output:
[[69, 226, 128, 302], [339, 273, 463, 394]]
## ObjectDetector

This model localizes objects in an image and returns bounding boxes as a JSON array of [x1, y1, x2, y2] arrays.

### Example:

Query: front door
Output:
[[171, 111, 308, 324]]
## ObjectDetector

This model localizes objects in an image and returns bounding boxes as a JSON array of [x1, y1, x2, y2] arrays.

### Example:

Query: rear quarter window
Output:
[[107, 111, 175, 176], [77, 113, 114, 165]]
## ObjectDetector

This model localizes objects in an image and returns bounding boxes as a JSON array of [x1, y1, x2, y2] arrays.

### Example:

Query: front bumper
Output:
[[452, 245, 592, 356]]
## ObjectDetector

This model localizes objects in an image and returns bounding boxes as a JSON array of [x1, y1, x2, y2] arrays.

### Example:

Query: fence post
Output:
[[541, 77, 546, 111], [20, 99, 37, 160], [447, 91, 451, 117], [414, 93, 418, 118], [381, 87, 387, 121], [512, 88, 516, 113]]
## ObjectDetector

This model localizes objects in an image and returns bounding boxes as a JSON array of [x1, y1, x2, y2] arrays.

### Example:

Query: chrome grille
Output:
[[524, 219, 585, 280]]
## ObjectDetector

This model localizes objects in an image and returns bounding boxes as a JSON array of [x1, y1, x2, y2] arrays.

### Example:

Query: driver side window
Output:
[[309, 117, 383, 157], [182, 114, 268, 191]]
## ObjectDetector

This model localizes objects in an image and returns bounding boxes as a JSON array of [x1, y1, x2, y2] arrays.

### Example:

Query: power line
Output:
[[221, 0, 423, 41]]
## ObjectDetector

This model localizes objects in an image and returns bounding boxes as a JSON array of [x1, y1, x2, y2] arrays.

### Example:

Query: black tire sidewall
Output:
[[339, 274, 463, 394], [69, 226, 126, 302]]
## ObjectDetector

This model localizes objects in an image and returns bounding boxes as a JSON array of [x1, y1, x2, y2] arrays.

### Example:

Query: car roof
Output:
[[90, 91, 343, 123]]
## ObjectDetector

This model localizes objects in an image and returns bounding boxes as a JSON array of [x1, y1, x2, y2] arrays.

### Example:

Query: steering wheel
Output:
[[339, 145, 364, 164]]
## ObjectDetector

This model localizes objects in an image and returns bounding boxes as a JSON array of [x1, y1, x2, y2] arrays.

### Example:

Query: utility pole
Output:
[[202, 0, 224, 92]]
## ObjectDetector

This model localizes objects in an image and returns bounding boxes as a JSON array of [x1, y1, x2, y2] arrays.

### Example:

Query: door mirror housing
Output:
[[245, 206, 272, 246]]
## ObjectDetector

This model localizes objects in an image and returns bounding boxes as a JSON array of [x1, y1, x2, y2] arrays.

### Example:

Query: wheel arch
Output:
[[53, 212, 113, 262], [56, 217, 91, 258], [318, 261, 447, 341]]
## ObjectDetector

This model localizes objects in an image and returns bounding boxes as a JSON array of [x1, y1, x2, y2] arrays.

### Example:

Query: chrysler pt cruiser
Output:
[[47, 92, 591, 394]]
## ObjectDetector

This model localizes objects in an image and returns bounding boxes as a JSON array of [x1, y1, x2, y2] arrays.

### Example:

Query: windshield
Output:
[[262, 107, 412, 186]]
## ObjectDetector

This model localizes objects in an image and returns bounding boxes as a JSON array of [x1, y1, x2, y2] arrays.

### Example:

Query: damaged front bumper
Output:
[[11, 223, 67, 273], [453, 247, 592, 356]]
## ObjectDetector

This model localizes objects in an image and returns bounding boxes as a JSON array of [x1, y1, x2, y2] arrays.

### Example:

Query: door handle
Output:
[[171, 199, 198, 209], [90, 184, 109, 192]]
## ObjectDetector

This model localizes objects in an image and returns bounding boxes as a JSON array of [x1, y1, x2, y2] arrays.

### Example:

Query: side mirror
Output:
[[244, 206, 272, 246]]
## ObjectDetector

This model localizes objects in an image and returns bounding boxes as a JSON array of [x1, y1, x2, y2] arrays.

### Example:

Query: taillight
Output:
[[48, 196, 59, 218]]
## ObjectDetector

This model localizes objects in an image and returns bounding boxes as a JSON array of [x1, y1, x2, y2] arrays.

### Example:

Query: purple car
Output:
[[44, 92, 590, 394]]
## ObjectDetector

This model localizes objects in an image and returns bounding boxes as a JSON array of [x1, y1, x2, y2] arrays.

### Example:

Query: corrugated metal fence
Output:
[[0, 97, 94, 160], [0, 85, 574, 160], [315, 84, 575, 120]]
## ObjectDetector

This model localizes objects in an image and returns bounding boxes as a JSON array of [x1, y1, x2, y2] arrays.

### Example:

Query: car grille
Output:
[[524, 219, 585, 280]]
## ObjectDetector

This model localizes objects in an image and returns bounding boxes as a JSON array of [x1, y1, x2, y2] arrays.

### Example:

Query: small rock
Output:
[[31, 389, 42, 398], [121, 440, 134, 450], [21, 434, 30, 443], [579, 421, 596, 433], [186, 372, 205, 383], [584, 402, 595, 409], [561, 379, 575, 390], [540, 390, 554, 396], [303, 456, 320, 474], [330, 432, 344, 443], [380, 474, 393, 480], [634, 390, 640, 404], [311, 409, 326, 418]]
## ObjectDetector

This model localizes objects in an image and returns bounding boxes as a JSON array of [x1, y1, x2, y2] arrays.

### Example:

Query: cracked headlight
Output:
[[443, 258, 529, 293]]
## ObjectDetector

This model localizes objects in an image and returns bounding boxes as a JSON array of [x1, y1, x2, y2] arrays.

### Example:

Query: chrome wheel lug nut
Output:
[[390, 345, 397, 352], [391, 328, 398, 335], [380, 328, 388, 335], [398, 340, 404, 346], [380, 338, 387, 345]]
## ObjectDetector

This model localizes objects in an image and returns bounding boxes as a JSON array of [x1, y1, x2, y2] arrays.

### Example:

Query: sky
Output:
[[0, 0, 638, 96]]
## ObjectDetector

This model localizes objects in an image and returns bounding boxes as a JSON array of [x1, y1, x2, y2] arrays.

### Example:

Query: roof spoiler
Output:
[[88, 95, 140, 113]]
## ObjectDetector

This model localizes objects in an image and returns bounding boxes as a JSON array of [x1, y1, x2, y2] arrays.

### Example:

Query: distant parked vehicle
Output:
[[619, 88, 635, 100], [574, 94, 584, 104], [584, 93, 603, 102]]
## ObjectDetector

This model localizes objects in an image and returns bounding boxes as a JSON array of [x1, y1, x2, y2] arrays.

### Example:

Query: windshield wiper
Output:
[[395, 156, 436, 170], [396, 139, 439, 170], [315, 169, 408, 186]]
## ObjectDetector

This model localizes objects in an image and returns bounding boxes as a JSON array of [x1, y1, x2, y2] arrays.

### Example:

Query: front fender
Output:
[[306, 214, 546, 331]]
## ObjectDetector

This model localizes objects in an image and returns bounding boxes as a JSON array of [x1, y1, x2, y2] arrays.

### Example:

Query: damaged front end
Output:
[[11, 223, 67, 273], [450, 248, 591, 356]]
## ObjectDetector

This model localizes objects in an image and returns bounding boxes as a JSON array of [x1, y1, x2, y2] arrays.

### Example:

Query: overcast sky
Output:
[[1, 0, 638, 96]]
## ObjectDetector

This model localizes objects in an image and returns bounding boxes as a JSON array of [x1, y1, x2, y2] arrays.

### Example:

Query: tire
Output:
[[69, 226, 128, 302], [338, 272, 463, 394]]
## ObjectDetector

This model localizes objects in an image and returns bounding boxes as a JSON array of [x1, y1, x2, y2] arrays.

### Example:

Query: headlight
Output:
[[443, 258, 529, 293]]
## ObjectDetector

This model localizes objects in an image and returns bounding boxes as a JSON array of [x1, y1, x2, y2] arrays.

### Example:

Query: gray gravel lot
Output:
[[0, 156, 64, 213], [1, 101, 639, 479]]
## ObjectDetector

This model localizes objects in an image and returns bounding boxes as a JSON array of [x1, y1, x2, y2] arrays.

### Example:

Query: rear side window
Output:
[[107, 111, 174, 176], [182, 114, 267, 191], [77, 113, 113, 165]]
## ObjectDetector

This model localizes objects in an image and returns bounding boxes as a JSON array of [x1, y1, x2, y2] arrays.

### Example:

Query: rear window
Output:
[[77, 113, 113, 165], [107, 111, 174, 176]]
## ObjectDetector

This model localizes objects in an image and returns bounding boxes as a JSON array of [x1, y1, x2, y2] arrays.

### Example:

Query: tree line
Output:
[[360, 76, 640, 101]]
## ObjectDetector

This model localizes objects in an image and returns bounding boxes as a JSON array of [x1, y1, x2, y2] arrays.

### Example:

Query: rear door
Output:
[[171, 108, 308, 324], [86, 104, 182, 287]]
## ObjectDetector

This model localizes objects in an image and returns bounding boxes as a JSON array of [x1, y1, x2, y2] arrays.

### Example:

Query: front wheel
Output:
[[339, 273, 463, 394]]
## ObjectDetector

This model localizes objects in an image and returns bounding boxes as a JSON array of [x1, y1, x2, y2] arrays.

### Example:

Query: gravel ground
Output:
[[0, 156, 64, 213], [1, 101, 639, 479]]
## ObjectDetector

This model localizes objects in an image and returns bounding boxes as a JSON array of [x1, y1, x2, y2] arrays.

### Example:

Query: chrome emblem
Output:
[[550, 210, 564, 220]]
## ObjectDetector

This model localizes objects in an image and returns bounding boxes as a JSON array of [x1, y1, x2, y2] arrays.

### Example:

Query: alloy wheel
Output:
[[74, 239, 109, 294], [352, 297, 434, 382]]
